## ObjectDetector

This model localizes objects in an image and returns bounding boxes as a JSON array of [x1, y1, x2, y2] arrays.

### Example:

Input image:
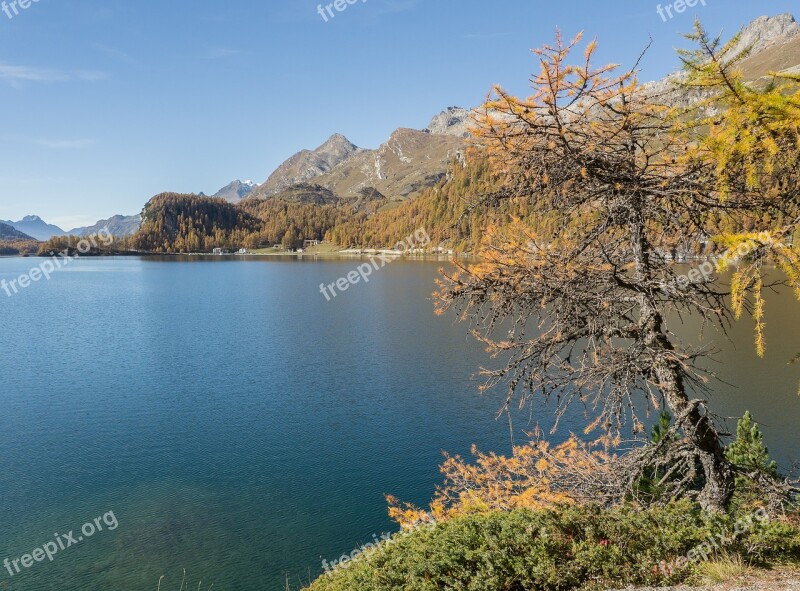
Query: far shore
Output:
[[0, 249, 473, 260]]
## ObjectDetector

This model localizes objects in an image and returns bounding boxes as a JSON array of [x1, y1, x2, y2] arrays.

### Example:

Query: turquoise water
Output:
[[0, 257, 798, 591]]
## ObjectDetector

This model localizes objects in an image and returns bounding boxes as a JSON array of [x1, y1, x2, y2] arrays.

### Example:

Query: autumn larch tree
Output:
[[437, 24, 800, 512]]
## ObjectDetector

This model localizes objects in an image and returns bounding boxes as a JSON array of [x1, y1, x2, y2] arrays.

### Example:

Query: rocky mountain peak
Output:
[[212, 179, 259, 204], [729, 13, 799, 57], [425, 107, 472, 137], [1, 215, 66, 240], [254, 134, 361, 198], [643, 13, 800, 102], [322, 133, 354, 146], [315, 133, 360, 161]]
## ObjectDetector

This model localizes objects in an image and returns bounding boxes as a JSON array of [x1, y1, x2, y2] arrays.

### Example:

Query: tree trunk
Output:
[[630, 208, 734, 512], [645, 304, 735, 512]]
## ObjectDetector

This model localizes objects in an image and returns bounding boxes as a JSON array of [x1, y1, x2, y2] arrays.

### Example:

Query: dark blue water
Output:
[[0, 257, 798, 591]]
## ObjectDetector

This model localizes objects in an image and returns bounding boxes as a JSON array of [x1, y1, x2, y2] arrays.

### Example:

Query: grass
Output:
[[157, 570, 214, 591], [696, 555, 754, 585]]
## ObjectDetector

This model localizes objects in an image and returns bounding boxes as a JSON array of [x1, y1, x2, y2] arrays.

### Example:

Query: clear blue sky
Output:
[[0, 0, 795, 228]]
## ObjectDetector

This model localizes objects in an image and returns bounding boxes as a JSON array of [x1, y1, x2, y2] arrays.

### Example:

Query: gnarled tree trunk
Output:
[[632, 207, 734, 512], [644, 306, 735, 512]]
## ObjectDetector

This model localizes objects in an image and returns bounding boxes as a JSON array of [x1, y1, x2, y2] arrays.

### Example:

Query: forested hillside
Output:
[[326, 159, 497, 251], [0, 221, 39, 255], [125, 154, 797, 256], [130, 193, 263, 253], [124, 158, 520, 254], [127, 190, 382, 253]]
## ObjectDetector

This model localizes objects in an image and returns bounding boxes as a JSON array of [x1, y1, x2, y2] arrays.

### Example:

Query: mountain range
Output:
[[6, 13, 799, 246], [0, 221, 35, 241], [2, 106, 472, 240], [0, 214, 142, 241], [242, 106, 470, 205], [0, 216, 68, 241], [69, 214, 143, 238], [193, 14, 800, 209]]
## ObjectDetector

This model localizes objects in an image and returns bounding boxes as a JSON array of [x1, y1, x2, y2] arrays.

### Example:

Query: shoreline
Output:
[[1, 251, 473, 261]]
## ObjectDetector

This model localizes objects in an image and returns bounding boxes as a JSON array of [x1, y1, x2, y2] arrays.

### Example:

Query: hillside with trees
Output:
[[130, 193, 264, 253]]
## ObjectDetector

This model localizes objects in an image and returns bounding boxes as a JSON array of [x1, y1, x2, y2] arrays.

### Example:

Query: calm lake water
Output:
[[1, 257, 798, 591]]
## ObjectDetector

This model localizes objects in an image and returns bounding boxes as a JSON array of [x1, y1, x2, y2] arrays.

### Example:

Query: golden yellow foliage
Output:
[[388, 428, 616, 529]]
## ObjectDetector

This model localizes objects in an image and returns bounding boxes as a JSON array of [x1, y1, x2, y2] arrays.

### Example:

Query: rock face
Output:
[[212, 179, 257, 204], [306, 127, 465, 201], [728, 13, 799, 57], [249, 112, 468, 205], [1, 216, 66, 241], [69, 214, 142, 237], [643, 13, 800, 106], [256, 134, 362, 197], [425, 107, 472, 137]]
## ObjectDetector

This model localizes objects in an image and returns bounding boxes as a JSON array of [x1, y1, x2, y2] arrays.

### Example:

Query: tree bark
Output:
[[630, 206, 734, 512], [645, 307, 735, 512]]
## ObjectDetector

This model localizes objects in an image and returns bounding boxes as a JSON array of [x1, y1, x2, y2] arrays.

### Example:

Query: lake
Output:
[[1, 257, 798, 591]]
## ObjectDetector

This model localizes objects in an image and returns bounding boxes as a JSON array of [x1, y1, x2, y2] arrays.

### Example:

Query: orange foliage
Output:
[[388, 428, 617, 529]]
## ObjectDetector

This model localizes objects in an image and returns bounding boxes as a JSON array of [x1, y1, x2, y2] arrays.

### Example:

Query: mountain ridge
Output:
[[211, 179, 258, 204], [1, 216, 66, 241], [254, 133, 363, 198], [247, 111, 469, 206], [644, 13, 800, 100], [0, 221, 36, 241], [69, 214, 142, 237]]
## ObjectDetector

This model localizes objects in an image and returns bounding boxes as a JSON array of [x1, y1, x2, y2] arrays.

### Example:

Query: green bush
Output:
[[744, 518, 800, 563], [306, 502, 800, 591]]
